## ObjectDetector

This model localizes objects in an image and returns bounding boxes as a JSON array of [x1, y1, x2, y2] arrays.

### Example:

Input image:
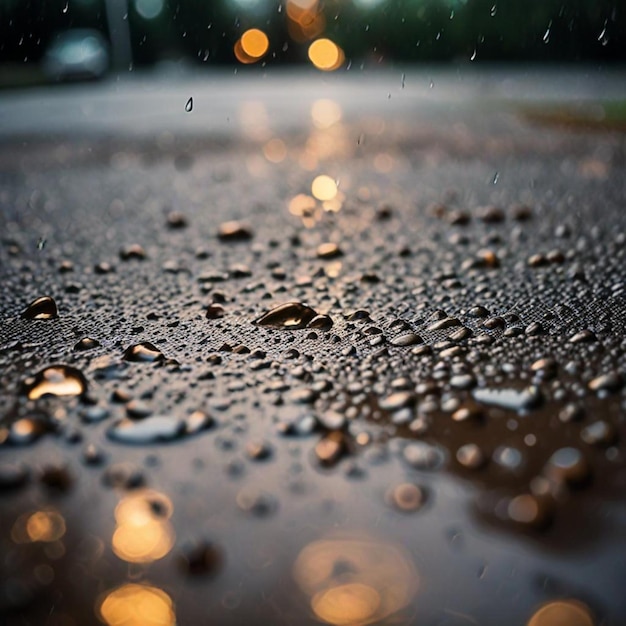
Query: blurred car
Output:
[[43, 28, 110, 82]]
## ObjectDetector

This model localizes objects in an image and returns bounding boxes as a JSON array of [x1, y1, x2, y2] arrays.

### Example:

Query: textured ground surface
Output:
[[0, 68, 625, 626]]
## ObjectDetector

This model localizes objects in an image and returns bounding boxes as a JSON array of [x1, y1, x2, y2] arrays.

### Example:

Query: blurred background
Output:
[[0, 0, 624, 87]]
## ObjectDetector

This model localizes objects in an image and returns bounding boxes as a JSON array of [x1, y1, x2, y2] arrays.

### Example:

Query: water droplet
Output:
[[185, 97, 193, 112], [380, 391, 416, 411], [427, 317, 461, 331], [74, 337, 100, 351], [40, 464, 73, 491], [123, 342, 165, 363], [386, 483, 426, 512], [22, 365, 87, 400], [102, 462, 145, 489], [543, 26, 551, 44], [119, 244, 146, 261], [255, 302, 318, 329], [315, 431, 348, 466], [236, 487, 278, 516], [456, 444, 486, 470], [493, 446, 524, 471], [178, 540, 222, 576], [0, 463, 30, 491], [107, 416, 186, 445], [316, 242, 343, 259], [307, 314, 333, 331], [569, 329, 597, 344], [588, 371, 623, 393], [246, 440, 273, 461], [166, 211, 187, 228], [62, 1, 68, 13], [218, 220, 253, 241], [470, 49, 477, 61], [185, 410, 214, 435], [507, 493, 551, 527], [450, 374, 476, 390], [37, 237, 46, 250], [391, 333, 423, 347], [401, 72, 406, 88], [473, 385, 542, 412], [544, 448, 589, 485], [403, 442, 445, 470], [21, 296, 57, 320], [580, 421, 616, 447]]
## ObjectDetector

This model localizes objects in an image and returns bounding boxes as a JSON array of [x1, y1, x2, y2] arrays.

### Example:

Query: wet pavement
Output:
[[0, 68, 625, 626]]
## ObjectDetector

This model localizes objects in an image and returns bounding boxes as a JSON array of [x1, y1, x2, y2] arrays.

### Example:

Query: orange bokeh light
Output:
[[235, 29, 269, 64], [308, 38, 344, 71]]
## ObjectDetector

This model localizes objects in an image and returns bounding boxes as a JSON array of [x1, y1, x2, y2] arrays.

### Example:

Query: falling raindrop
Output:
[[470, 49, 477, 61], [185, 97, 193, 112]]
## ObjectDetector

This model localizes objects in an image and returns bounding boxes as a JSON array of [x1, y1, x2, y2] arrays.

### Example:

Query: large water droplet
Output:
[[123, 342, 165, 363], [21, 296, 58, 320], [472, 385, 542, 412], [255, 302, 319, 329], [22, 365, 87, 400], [107, 416, 185, 445], [185, 97, 193, 112]]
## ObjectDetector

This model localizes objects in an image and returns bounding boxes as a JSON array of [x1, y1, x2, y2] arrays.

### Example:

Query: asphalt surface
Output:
[[0, 67, 625, 626]]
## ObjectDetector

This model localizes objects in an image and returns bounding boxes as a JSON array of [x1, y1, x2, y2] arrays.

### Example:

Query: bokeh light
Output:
[[99, 584, 175, 626], [311, 175, 338, 201], [308, 38, 344, 71], [294, 533, 418, 625], [112, 490, 175, 564], [235, 29, 269, 64]]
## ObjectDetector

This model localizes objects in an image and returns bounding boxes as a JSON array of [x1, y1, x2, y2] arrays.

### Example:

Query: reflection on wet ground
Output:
[[0, 72, 625, 624]]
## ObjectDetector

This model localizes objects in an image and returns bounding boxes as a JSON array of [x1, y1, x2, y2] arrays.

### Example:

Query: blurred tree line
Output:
[[0, 0, 623, 69]]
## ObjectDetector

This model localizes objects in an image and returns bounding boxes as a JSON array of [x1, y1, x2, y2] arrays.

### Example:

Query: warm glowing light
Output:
[[114, 490, 173, 524], [112, 520, 174, 563], [312, 583, 381, 626], [308, 39, 344, 71], [26, 511, 66, 542], [112, 490, 175, 564], [234, 29, 269, 65], [323, 198, 342, 213], [311, 175, 337, 201], [240, 28, 269, 59], [263, 138, 287, 163], [99, 584, 175, 626], [374, 152, 394, 173], [294, 534, 418, 626], [288, 0, 318, 9], [311, 99, 343, 129], [289, 193, 317, 217], [527, 600, 595, 626], [287, 0, 325, 43]]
